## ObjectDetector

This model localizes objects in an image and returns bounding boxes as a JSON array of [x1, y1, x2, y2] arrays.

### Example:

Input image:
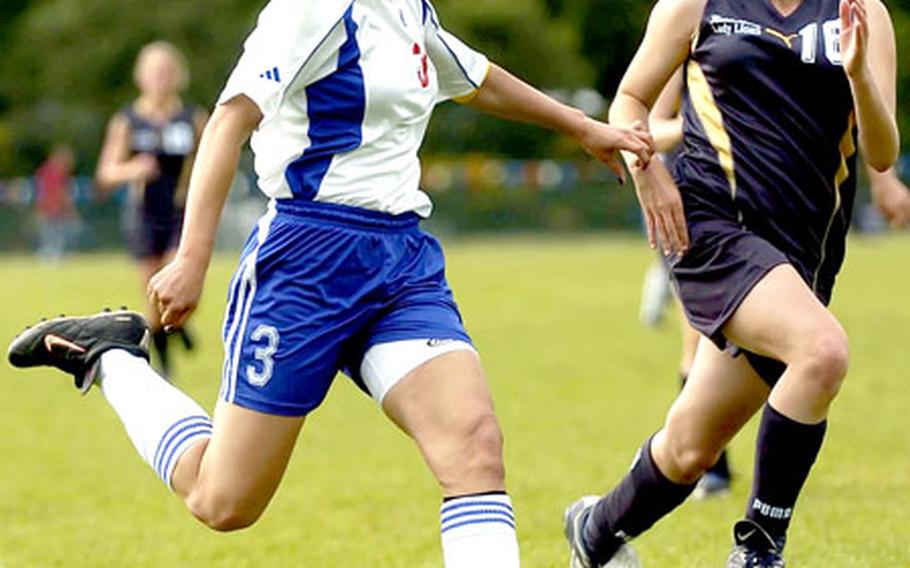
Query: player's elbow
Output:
[[93, 169, 115, 192], [864, 131, 900, 173], [866, 151, 897, 174]]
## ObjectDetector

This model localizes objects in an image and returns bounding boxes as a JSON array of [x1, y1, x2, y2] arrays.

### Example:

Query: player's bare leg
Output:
[[566, 339, 769, 568], [8, 312, 303, 532], [170, 402, 304, 530], [719, 263, 847, 564], [724, 264, 848, 423], [652, 339, 769, 485], [382, 349, 518, 568], [678, 320, 733, 499]]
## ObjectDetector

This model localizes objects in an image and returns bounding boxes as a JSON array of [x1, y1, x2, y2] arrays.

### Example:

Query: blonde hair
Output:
[[133, 40, 190, 91]]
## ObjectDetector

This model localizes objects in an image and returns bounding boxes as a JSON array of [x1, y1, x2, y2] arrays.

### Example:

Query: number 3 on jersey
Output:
[[798, 20, 841, 65], [246, 324, 280, 387]]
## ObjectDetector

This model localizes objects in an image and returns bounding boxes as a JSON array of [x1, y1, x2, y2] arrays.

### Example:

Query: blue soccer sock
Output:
[[98, 349, 213, 488], [440, 491, 519, 568]]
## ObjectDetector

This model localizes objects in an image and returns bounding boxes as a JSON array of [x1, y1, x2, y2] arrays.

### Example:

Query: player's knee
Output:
[[799, 328, 850, 398], [186, 489, 264, 532], [437, 412, 505, 492], [669, 444, 719, 483], [662, 432, 722, 483], [467, 413, 505, 478]]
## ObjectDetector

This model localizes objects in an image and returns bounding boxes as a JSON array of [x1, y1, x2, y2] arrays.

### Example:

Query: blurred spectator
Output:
[[95, 41, 207, 376], [34, 144, 80, 263]]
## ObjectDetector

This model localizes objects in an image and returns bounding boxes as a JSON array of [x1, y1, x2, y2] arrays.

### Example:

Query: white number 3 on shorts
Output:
[[246, 325, 280, 387]]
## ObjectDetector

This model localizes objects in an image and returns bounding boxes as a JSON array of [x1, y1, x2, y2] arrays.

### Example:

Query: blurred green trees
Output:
[[0, 0, 908, 175]]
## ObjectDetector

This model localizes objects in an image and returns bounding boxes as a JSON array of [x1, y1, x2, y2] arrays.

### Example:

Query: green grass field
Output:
[[1, 235, 908, 567]]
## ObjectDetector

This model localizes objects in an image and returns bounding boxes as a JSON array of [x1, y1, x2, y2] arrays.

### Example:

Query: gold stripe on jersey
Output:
[[686, 60, 737, 200], [453, 63, 492, 104], [812, 112, 856, 292], [764, 28, 799, 49]]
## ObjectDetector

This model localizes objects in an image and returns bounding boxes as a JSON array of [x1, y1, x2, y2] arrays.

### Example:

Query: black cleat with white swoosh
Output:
[[8, 310, 150, 394], [726, 519, 786, 568]]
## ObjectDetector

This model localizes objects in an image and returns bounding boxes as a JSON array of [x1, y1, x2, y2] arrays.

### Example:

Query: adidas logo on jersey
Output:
[[259, 67, 281, 83]]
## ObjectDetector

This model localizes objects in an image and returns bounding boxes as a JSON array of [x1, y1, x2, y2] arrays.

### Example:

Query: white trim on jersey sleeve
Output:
[[217, 0, 353, 120], [423, 2, 490, 103]]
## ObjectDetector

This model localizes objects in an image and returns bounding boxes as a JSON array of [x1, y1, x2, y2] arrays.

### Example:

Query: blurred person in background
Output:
[[9, 2, 653, 567], [34, 144, 80, 264], [95, 41, 208, 377]]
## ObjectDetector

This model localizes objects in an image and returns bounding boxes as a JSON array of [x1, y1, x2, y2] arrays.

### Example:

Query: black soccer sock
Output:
[[176, 327, 195, 351], [151, 328, 170, 376], [745, 403, 827, 541], [707, 448, 731, 479], [583, 436, 696, 564]]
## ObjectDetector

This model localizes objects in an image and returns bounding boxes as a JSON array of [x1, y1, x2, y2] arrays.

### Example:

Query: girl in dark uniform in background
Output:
[[564, 0, 898, 566], [96, 41, 208, 376]]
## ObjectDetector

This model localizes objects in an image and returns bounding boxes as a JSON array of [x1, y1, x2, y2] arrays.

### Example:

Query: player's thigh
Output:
[[382, 348, 495, 444], [180, 400, 304, 520], [660, 337, 769, 456], [722, 264, 845, 362], [379, 348, 505, 494]]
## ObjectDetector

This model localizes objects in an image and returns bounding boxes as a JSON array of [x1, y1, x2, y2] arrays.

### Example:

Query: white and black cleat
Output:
[[726, 519, 786, 568], [564, 496, 641, 568], [8, 309, 150, 394]]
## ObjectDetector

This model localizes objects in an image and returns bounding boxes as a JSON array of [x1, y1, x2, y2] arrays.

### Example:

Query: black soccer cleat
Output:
[[725, 519, 786, 568], [8, 309, 150, 394], [564, 496, 641, 568]]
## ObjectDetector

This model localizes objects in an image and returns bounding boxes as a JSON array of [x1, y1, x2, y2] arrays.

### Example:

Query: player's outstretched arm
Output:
[[148, 95, 262, 330], [609, 0, 704, 255], [842, 0, 899, 172], [465, 63, 654, 182]]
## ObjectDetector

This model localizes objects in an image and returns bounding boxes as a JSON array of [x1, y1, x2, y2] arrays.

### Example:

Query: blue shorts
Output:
[[219, 200, 472, 416]]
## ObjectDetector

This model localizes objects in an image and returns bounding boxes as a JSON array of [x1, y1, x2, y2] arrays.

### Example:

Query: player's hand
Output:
[[632, 158, 688, 255], [578, 118, 655, 184], [871, 175, 910, 228], [148, 257, 207, 330], [840, 0, 868, 79], [130, 153, 160, 183]]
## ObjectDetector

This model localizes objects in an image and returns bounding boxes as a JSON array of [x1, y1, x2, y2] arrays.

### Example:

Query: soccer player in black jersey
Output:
[[96, 42, 208, 376], [564, 0, 898, 566]]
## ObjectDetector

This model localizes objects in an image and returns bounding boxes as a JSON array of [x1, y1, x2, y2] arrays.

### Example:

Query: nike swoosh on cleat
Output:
[[44, 334, 87, 353], [736, 529, 757, 542]]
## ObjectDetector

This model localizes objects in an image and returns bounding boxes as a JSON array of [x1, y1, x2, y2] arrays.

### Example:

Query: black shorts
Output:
[[126, 208, 183, 259], [668, 218, 814, 386]]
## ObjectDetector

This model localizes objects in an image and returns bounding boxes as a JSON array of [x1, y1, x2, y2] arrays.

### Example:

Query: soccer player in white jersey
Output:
[[8, 1, 653, 566]]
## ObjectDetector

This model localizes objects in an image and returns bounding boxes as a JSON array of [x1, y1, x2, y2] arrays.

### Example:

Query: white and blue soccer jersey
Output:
[[218, 0, 490, 217], [218, 0, 482, 417]]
